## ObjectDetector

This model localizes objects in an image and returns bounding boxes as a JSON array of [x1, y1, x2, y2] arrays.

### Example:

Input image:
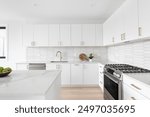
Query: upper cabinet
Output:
[[138, 0, 150, 39], [22, 24, 34, 47], [71, 24, 82, 46], [95, 24, 103, 46], [49, 24, 60, 46], [60, 24, 71, 46], [103, 0, 148, 46], [123, 0, 139, 41], [82, 24, 96, 46], [103, 15, 115, 46], [34, 24, 49, 46], [14, 23, 103, 47]]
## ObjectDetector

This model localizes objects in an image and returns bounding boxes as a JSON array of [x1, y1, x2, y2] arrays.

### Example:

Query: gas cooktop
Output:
[[105, 64, 150, 73]]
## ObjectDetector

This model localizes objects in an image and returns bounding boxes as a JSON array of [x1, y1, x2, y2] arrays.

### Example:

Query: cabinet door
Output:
[[46, 64, 57, 70], [82, 24, 95, 46], [34, 24, 49, 46], [46, 64, 70, 86], [113, 6, 125, 44], [71, 64, 83, 85], [22, 24, 34, 61], [49, 24, 60, 46], [71, 24, 82, 46], [123, 83, 149, 100], [60, 24, 71, 46], [103, 16, 114, 46], [22, 24, 34, 47], [61, 64, 70, 86], [124, 0, 138, 41], [95, 24, 103, 46], [83, 64, 99, 85], [99, 63, 104, 91], [139, 0, 150, 38], [16, 63, 28, 70], [8, 24, 24, 65]]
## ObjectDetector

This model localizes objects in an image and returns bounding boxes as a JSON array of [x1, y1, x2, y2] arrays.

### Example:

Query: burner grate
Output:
[[105, 64, 150, 73]]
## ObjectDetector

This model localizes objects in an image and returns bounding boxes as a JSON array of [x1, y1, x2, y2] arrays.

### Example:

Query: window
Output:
[[0, 26, 7, 59]]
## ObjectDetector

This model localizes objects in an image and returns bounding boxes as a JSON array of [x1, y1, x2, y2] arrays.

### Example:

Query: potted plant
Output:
[[89, 53, 94, 62]]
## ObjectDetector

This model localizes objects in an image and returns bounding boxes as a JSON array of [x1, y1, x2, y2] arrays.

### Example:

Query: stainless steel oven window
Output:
[[104, 73, 122, 100]]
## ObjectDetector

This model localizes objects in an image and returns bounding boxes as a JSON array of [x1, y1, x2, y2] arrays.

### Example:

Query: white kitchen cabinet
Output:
[[8, 24, 24, 66], [123, 74, 150, 100], [71, 24, 82, 46], [22, 24, 34, 47], [103, 0, 139, 45], [138, 0, 150, 39], [98, 63, 104, 91], [113, 5, 125, 44], [82, 24, 96, 46], [46, 64, 57, 70], [60, 24, 71, 46], [16, 63, 28, 70], [124, 0, 139, 41], [123, 83, 149, 100], [83, 64, 99, 85], [34, 24, 49, 46], [22, 24, 34, 61], [103, 16, 115, 46], [49, 24, 60, 46], [95, 24, 103, 46], [46, 63, 70, 86], [61, 64, 71, 86], [71, 64, 83, 85]]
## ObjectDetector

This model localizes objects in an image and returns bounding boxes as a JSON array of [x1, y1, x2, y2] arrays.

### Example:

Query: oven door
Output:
[[104, 73, 122, 100]]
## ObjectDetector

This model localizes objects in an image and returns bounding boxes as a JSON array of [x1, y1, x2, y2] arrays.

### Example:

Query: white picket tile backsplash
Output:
[[108, 40, 150, 69], [27, 47, 108, 62]]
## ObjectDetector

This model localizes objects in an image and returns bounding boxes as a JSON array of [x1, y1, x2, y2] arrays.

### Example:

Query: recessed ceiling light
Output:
[[33, 3, 38, 7], [90, 0, 96, 7]]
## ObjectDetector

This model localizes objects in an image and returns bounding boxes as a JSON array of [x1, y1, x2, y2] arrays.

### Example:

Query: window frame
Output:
[[0, 24, 8, 60]]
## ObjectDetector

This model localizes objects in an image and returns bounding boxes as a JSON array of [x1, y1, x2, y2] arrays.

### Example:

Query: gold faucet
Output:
[[56, 51, 62, 61]]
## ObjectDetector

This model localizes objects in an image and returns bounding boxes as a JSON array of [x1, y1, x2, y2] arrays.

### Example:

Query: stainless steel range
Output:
[[104, 64, 150, 100]]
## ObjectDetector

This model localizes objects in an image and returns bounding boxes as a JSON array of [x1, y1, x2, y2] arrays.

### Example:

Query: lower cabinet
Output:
[[16, 63, 28, 70], [98, 63, 104, 91], [46, 63, 70, 86], [83, 64, 99, 85], [123, 83, 149, 100], [70, 63, 99, 86], [70, 64, 83, 85]]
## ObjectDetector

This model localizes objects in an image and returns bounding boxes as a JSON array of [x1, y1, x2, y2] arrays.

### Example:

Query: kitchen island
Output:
[[0, 70, 61, 100]]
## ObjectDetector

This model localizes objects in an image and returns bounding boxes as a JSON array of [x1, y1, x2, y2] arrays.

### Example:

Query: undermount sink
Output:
[[50, 61, 68, 63]]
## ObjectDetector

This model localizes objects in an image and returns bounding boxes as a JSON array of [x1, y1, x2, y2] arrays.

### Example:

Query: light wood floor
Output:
[[60, 87, 104, 100]]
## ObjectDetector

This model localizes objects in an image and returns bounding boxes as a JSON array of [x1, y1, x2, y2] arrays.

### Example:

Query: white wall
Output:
[[27, 47, 108, 62], [108, 40, 150, 69]]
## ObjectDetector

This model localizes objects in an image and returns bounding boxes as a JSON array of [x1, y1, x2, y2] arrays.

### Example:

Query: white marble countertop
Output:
[[124, 73, 150, 86], [0, 70, 61, 95], [16, 59, 116, 65]]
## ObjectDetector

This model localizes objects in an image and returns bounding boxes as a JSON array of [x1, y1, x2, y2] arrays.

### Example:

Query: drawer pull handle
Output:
[[131, 84, 141, 90], [131, 97, 136, 100], [138, 27, 142, 36]]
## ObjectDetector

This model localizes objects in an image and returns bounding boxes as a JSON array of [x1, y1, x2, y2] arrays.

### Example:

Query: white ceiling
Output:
[[0, 0, 125, 23]]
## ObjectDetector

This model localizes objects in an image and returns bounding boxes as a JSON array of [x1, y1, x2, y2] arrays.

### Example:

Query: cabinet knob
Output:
[[31, 41, 35, 46], [138, 27, 142, 36], [121, 33, 126, 40], [130, 97, 136, 100]]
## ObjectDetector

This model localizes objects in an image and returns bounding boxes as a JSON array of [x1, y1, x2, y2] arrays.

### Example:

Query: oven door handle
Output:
[[104, 73, 120, 84]]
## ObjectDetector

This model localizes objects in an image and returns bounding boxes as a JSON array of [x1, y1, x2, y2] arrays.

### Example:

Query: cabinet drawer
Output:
[[123, 74, 150, 99], [16, 63, 28, 70], [123, 83, 149, 100]]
